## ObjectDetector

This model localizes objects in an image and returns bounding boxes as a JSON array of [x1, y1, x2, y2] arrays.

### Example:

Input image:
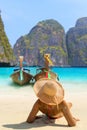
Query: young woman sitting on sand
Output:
[[26, 79, 79, 127]]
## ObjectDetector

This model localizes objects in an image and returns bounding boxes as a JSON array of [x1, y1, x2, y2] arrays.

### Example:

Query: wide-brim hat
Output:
[[34, 78, 64, 105]]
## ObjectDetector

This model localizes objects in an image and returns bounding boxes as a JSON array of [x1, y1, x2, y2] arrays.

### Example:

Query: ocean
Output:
[[0, 67, 87, 93]]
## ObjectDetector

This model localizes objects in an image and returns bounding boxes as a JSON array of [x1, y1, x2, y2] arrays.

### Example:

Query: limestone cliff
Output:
[[66, 17, 87, 67], [0, 14, 15, 66], [14, 19, 68, 67]]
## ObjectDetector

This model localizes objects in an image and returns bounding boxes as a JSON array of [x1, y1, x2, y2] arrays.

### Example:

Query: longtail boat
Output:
[[10, 56, 33, 85], [34, 54, 59, 81]]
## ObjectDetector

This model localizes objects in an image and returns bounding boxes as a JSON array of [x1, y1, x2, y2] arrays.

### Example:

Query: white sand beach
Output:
[[0, 83, 87, 130]]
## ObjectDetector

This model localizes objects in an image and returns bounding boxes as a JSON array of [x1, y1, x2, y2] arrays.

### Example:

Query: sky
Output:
[[0, 0, 87, 47]]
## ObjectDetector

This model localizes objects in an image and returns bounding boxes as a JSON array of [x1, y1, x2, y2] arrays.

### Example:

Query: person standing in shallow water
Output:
[[26, 79, 79, 127]]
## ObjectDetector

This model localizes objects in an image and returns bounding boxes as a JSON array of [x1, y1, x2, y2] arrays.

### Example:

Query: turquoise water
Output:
[[0, 67, 87, 91], [52, 67, 87, 83]]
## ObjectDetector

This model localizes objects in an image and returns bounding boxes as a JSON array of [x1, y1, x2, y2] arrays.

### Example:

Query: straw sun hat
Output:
[[34, 79, 64, 105]]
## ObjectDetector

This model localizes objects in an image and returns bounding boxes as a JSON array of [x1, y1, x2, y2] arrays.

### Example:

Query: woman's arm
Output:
[[59, 100, 76, 127], [27, 99, 39, 123]]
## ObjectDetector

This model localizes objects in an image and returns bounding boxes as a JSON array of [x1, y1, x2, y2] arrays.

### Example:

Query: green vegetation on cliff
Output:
[[13, 19, 68, 66], [0, 14, 15, 64]]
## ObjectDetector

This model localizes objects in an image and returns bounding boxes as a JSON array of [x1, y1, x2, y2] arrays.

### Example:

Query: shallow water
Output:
[[0, 67, 87, 93]]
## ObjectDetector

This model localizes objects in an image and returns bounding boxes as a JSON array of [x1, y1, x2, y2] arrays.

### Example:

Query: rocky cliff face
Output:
[[0, 15, 15, 66], [1, 15, 87, 67], [14, 19, 68, 67], [66, 17, 87, 67]]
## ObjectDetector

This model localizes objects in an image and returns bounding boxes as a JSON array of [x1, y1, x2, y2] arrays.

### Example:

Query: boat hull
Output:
[[11, 70, 33, 85], [34, 71, 58, 81]]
